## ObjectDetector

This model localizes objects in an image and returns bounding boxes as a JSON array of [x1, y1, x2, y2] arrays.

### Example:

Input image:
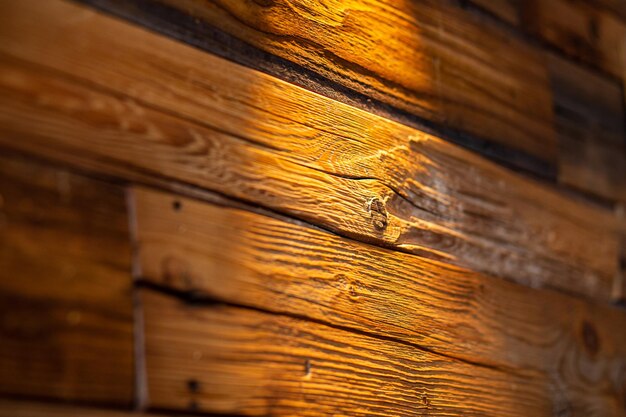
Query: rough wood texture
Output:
[[82, 0, 556, 165], [139, 288, 626, 416], [0, 399, 165, 417], [131, 186, 626, 415], [549, 54, 626, 202], [0, 154, 134, 404], [0, 0, 621, 302]]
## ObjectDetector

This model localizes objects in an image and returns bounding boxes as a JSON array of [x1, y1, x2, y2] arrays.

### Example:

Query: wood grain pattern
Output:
[[549, 54, 626, 202], [83, 0, 557, 163], [131, 186, 626, 415], [0, 0, 621, 302], [139, 288, 626, 416], [0, 154, 134, 404]]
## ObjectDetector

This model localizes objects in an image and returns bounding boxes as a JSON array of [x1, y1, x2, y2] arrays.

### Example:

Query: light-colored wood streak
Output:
[[131, 186, 626, 415], [140, 289, 556, 417], [0, 155, 134, 405], [0, 0, 621, 302], [99, 0, 556, 160]]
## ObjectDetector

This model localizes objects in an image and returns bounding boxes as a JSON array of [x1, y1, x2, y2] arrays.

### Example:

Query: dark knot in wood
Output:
[[368, 197, 388, 231], [581, 320, 600, 356]]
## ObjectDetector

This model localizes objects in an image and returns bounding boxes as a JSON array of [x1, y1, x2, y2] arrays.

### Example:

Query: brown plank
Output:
[[0, 399, 166, 417], [131, 186, 626, 415], [0, 0, 620, 302], [470, 0, 521, 25], [84, 0, 556, 164], [0, 154, 134, 405], [521, 0, 626, 79], [139, 288, 626, 416], [549, 54, 626, 201]]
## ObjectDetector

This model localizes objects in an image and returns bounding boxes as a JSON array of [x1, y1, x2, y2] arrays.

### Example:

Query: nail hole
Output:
[[173, 200, 182, 211], [187, 378, 200, 393], [581, 320, 600, 355]]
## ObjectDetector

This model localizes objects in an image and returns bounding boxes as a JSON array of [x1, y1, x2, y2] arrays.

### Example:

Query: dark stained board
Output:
[[473, 0, 626, 80], [0, 154, 134, 405], [549, 53, 626, 202], [469, 0, 521, 25], [131, 186, 626, 415], [523, 0, 626, 78], [0, 0, 621, 302], [80, 0, 557, 172], [0, 399, 166, 417]]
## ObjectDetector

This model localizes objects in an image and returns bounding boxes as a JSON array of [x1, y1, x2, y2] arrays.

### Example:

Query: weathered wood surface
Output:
[[82, 0, 557, 167], [139, 288, 626, 416], [473, 0, 626, 79], [0, 154, 134, 404], [0, 399, 166, 417], [131, 186, 626, 415], [0, 0, 621, 302], [525, 0, 626, 79], [549, 54, 626, 202], [465, 0, 626, 202]]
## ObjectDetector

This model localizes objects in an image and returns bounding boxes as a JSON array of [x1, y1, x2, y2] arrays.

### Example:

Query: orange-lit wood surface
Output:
[[139, 289, 551, 416], [82, 0, 563, 177], [83, 0, 557, 164], [0, 0, 623, 302], [0, 0, 625, 415], [132, 186, 626, 414]]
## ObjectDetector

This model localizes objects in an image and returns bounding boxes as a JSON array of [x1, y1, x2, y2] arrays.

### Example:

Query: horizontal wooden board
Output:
[[0, 399, 164, 417], [469, 0, 520, 25], [0, 0, 621, 302], [139, 289, 538, 416], [0, 155, 134, 405], [131, 186, 626, 415], [549, 54, 626, 201], [139, 288, 626, 416], [82, 0, 557, 165], [526, 0, 626, 78]]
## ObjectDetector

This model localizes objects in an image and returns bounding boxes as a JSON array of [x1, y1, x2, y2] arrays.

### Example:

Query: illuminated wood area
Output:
[[0, 0, 625, 416], [132, 186, 626, 414], [0, 0, 622, 301]]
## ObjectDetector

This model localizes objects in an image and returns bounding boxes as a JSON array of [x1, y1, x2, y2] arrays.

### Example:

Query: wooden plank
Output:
[[0, 154, 134, 405], [81, 0, 556, 166], [549, 54, 626, 201], [0, 0, 620, 302], [139, 288, 626, 416], [131, 186, 626, 415], [0, 399, 165, 417], [491, 0, 626, 80], [469, 0, 521, 25]]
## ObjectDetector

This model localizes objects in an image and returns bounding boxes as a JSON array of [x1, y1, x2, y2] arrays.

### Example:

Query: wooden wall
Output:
[[0, 0, 625, 415]]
